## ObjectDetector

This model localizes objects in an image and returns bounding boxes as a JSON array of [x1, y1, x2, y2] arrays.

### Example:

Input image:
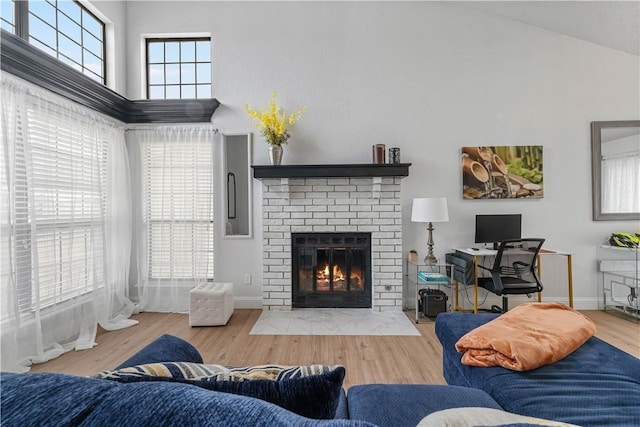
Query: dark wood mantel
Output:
[[252, 163, 411, 179]]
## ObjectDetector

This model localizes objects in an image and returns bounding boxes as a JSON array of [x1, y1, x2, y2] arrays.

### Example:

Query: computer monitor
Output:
[[475, 214, 522, 249]]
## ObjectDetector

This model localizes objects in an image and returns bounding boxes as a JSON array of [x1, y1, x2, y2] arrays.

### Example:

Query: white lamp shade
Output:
[[411, 197, 449, 223]]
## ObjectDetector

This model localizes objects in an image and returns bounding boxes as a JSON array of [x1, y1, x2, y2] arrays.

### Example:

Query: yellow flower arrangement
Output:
[[244, 92, 306, 146]]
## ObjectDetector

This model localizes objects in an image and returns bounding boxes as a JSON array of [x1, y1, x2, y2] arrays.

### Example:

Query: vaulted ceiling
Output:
[[461, 1, 640, 56]]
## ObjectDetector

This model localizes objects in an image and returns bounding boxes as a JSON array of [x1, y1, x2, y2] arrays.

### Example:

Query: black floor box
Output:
[[418, 289, 448, 317]]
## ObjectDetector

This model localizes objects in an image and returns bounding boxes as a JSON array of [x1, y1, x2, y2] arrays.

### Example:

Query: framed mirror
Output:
[[223, 133, 252, 237], [591, 120, 640, 221]]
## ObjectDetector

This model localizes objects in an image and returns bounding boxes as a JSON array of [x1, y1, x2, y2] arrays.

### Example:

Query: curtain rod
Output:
[[125, 124, 218, 132], [602, 150, 640, 160]]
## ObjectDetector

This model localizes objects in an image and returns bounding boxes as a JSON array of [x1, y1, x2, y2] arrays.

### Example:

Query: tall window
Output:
[[127, 127, 215, 312], [146, 38, 212, 100], [2, 0, 106, 84], [25, 110, 108, 309], [143, 136, 214, 280], [2, 83, 109, 315]]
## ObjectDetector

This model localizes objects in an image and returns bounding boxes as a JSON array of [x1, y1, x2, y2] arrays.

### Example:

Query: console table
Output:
[[599, 244, 638, 320], [405, 260, 450, 323]]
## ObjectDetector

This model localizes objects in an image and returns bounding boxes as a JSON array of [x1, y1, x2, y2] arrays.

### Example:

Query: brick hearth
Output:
[[259, 176, 405, 311]]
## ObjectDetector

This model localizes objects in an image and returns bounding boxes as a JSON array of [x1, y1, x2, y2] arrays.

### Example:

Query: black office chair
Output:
[[477, 238, 545, 312]]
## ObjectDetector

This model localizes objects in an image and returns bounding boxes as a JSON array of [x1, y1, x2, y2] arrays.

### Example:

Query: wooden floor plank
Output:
[[28, 310, 639, 389]]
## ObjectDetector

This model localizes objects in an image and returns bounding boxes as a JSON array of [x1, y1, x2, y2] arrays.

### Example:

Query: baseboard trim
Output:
[[240, 297, 602, 311], [428, 295, 602, 312], [233, 296, 263, 309]]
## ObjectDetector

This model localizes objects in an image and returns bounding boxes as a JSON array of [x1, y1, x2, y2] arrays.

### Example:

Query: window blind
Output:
[[13, 104, 107, 313], [142, 138, 214, 281]]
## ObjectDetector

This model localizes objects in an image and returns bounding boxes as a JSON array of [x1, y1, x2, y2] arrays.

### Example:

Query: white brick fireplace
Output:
[[255, 164, 410, 311]]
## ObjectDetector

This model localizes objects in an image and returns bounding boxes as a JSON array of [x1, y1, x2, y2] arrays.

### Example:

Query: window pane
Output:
[[148, 42, 164, 63], [83, 69, 102, 83], [29, 15, 57, 50], [57, 0, 81, 23], [29, 37, 57, 57], [196, 63, 211, 84], [149, 64, 164, 84], [149, 86, 164, 99], [1, 0, 14, 24], [82, 9, 102, 39], [165, 42, 179, 62], [83, 30, 102, 59], [0, 0, 12, 17], [181, 85, 196, 99], [83, 49, 102, 75], [146, 37, 211, 100], [59, 33, 82, 64], [58, 11, 82, 43], [181, 41, 195, 62], [181, 63, 195, 84], [196, 41, 210, 62], [196, 84, 211, 99], [28, 1, 56, 24], [58, 54, 82, 72], [165, 85, 180, 99], [25, 0, 105, 84], [0, 20, 14, 33], [165, 64, 180, 84]]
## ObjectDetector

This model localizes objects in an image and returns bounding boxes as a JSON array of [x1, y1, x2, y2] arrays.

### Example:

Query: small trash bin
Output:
[[418, 288, 448, 317]]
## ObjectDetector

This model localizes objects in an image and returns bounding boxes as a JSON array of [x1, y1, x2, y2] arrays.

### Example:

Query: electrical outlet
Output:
[[244, 274, 252, 285]]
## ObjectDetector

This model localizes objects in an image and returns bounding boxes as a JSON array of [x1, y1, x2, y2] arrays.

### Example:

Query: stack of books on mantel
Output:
[[418, 271, 449, 283]]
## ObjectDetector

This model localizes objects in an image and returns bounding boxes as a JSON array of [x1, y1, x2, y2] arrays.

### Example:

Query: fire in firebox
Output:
[[292, 232, 372, 308], [316, 263, 363, 291]]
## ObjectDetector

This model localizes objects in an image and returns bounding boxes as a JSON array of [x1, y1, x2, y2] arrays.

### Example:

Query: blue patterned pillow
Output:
[[1, 372, 373, 426], [94, 363, 345, 419]]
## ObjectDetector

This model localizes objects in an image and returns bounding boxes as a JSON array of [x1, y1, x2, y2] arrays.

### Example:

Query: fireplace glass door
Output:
[[292, 233, 371, 308]]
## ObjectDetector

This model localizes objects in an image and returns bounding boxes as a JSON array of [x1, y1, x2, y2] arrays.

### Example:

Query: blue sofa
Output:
[[9, 319, 632, 427], [1, 334, 504, 426], [435, 312, 640, 427]]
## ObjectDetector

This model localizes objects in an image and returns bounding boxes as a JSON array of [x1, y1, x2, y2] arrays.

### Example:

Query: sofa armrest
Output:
[[334, 388, 349, 419], [114, 334, 203, 369], [346, 384, 502, 427]]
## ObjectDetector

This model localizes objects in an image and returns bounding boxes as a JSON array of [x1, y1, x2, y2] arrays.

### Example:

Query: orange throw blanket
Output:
[[455, 302, 596, 371]]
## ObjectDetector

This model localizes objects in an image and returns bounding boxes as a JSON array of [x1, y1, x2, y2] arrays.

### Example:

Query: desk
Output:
[[453, 247, 573, 313]]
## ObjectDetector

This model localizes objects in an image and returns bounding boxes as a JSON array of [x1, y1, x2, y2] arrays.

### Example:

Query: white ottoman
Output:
[[189, 282, 234, 326]]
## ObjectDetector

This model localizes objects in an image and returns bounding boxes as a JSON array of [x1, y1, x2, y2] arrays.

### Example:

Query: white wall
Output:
[[88, 1, 127, 93], [114, 1, 638, 309]]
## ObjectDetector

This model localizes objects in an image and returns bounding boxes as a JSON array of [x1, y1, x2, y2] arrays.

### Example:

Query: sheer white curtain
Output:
[[0, 74, 136, 373], [127, 126, 217, 313], [601, 153, 640, 214]]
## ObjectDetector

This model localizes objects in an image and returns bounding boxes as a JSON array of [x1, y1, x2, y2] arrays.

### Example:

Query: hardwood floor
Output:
[[29, 309, 639, 389]]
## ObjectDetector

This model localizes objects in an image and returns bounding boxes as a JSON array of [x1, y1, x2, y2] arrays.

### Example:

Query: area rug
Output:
[[249, 308, 421, 336]]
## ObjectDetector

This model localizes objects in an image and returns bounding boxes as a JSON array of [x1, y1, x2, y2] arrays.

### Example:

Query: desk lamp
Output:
[[411, 197, 449, 265]]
